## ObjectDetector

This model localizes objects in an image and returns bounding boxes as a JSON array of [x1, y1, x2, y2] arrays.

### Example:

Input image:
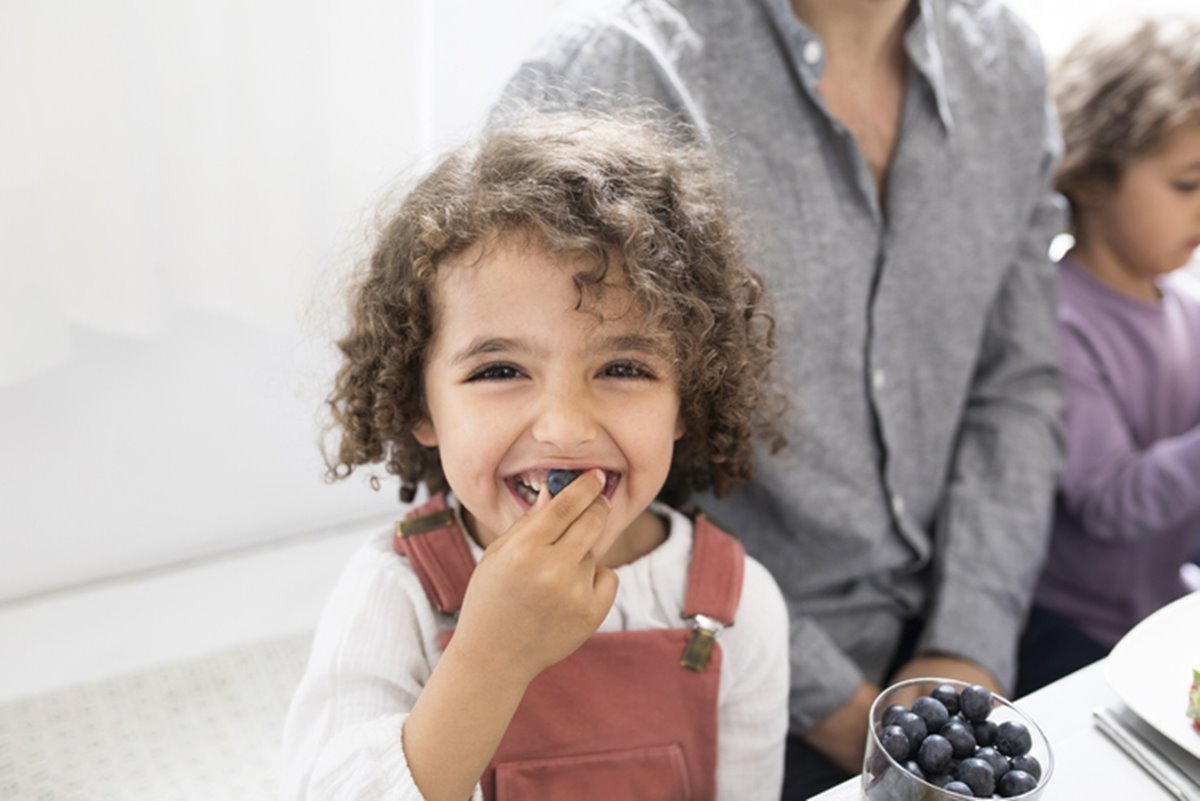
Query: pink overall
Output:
[[394, 494, 746, 801]]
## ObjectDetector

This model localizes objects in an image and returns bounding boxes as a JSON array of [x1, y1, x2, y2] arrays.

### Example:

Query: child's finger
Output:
[[494, 468, 605, 549], [554, 492, 612, 559], [532, 468, 607, 541]]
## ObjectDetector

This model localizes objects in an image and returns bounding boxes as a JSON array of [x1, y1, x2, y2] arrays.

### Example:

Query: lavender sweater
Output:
[[1035, 257, 1200, 646]]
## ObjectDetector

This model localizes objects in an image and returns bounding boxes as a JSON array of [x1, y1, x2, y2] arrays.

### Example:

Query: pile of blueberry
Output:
[[873, 684, 1043, 798]]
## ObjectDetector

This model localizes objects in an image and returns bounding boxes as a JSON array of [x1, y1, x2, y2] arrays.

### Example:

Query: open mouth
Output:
[[507, 468, 620, 506]]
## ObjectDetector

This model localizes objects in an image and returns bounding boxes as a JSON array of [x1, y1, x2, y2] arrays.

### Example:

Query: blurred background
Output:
[[0, 0, 1196, 798]]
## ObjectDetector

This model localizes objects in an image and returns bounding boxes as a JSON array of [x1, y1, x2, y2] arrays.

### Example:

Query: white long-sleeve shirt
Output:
[[280, 501, 789, 800]]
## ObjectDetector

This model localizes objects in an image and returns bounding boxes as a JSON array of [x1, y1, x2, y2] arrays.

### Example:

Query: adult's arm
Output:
[[915, 96, 1066, 696]]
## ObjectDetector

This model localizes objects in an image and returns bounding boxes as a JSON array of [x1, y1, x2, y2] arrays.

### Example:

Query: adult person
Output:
[[495, 0, 1065, 796]]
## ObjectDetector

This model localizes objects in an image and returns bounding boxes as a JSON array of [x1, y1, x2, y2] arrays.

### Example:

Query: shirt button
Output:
[[891, 494, 906, 517], [872, 368, 887, 390], [802, 40, 822, 65]]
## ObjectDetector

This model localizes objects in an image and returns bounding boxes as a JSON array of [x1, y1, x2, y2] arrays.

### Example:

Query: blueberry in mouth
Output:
[[546, 469, 580, 497]]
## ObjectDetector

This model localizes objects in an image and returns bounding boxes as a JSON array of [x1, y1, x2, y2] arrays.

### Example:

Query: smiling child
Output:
[[280, 112, 790, 801]]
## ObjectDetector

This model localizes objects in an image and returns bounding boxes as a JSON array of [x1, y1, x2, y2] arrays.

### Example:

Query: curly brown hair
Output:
[[325, 110, 784, 506], [1053, 16, 1200, 214]]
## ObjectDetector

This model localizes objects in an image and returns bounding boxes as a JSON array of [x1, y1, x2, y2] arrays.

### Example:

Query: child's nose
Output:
[[530, 385, 599, 450]]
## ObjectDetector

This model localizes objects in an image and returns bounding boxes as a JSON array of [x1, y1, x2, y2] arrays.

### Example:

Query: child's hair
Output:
[[1053, 16, 1200, 213], [324, 110, 784, 506]]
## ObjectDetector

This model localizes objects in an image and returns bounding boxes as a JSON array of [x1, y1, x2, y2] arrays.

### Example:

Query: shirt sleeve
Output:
[[916, 92, 1066, 694], [278, 537, 484, 801], [493, 9, 702, 131], [1056, 322, 1200, 541], [715, 556, 790, 801]]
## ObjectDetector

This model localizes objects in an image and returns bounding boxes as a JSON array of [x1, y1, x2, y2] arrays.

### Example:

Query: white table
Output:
[[811, 659, 1200, 800]]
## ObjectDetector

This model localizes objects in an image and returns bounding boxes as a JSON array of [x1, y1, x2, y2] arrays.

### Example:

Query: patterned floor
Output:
[[0, 633, 311, 801]]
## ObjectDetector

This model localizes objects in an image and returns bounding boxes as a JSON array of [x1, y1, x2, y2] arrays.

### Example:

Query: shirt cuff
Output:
[[917, 578, 1022, 695], [787, 615, 866, 731]]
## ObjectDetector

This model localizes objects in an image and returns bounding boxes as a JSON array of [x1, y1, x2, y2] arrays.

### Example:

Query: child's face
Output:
[[1081, 122, 1200, 280], [413, 236, 684, 561]]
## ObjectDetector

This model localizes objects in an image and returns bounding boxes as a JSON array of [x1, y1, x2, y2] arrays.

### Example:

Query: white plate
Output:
[[1105, 591, 1200, 759]]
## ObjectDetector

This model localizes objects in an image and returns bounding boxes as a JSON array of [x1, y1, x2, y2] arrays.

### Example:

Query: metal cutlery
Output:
[[1093, 706, 1200, 801]]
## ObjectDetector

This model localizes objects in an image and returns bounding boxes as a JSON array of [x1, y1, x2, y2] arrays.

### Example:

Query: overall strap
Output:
[[393, 494, 475, 614], [678, 513, 745, 672], [682, 513, 745, 626]]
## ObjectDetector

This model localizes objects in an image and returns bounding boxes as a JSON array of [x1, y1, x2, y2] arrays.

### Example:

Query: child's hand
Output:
[[449, 468, 619, 684]]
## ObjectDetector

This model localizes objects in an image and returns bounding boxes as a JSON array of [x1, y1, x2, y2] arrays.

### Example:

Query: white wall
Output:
[[1006, 0, 1200, 61], [0, 0, 562, 603]]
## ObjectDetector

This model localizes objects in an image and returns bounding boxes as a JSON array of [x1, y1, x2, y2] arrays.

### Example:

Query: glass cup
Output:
[[862, 677, 1054, 800]]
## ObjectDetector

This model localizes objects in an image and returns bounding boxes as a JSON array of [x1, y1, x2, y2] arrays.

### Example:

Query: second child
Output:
[[1019, 17, 1200, 694]]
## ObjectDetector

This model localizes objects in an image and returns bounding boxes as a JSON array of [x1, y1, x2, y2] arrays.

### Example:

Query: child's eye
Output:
[[601, 360, 655, 379], [1171, 180, 1200, 194], [467, 363, 523, 381]]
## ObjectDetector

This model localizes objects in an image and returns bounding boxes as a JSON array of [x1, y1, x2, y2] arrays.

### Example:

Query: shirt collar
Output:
[[905, 0, 955, 133], [760, 0, 955, 133]]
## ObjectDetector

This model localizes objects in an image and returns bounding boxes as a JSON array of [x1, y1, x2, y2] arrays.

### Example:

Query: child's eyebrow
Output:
[[449, 337, 528, 365], [598, 333, 672, 358]]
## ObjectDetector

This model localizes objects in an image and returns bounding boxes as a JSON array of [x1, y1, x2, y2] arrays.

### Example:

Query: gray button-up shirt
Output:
[[498, 0, 1065, 730]]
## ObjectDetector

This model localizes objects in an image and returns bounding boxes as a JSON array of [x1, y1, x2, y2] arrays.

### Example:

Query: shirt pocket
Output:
[[493, 742, 692, 801]]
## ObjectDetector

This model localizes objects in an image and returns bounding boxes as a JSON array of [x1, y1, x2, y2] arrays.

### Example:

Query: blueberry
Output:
[[932, 684, 961, 715], [882, 703, 909, 728], [879, 724, 911, 762], [974, 746, 1009, 780], [546, 469, 580, 496], [943, 780, 973, 796], [1010, 753, 1042, 781], [928, 772, 954, 788], [994, 720, 1032, 757], [940, 719, 977, 759], [916, 733, 953, 775], [955, 756, 995, 797], [913, 696, 950, 732], [895, 711, 928, 747], [997, 768, 1038, 797], [959, 684, 993, 723], [904, 759, 925, 780], [972, 719, 997, 748]]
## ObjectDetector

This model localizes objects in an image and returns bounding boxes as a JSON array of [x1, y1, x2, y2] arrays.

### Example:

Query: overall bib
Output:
[[394, 494, 745, 801]]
